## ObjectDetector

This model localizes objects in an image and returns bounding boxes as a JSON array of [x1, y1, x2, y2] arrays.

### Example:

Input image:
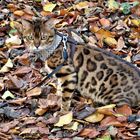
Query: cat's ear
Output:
[[13, 19, 32, 33], [43, 18, 61, 29], [13, 21, 23, 33], [21, 19, 32, 29]]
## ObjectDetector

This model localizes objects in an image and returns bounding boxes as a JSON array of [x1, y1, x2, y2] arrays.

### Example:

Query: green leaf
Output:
[[120, 2, 131, 14], [34, 0, 41, 2], [130, 1, 139, 7], [96, 134, 112, 140], [9, 29, 18, 36], [108, 0, 119, 11]]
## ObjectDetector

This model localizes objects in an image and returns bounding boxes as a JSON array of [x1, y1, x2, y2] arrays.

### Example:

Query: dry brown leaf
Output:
[[116, 36, 125, 51], [0, 120, 19, 133], [79, 128, 100, 138], [7, 75, 24, 89], [0, 82, 4, 91], [95, 29, 115, 39], [89, 23, 100, 33], [20, 127, 49, 135], [7, 4, 17, 12], [115, 104, 132, 116], [99, 18, 111, 27], [14, 10, 25, 16], [21, 13, 33, 20], [13, 66, 32, 76], [35, 108, 48, 116], [26, 87, 42, 97], [101, 116, 125, 127], [8, 97, 27, 105], [42, 94, 61, 109], [23, 5, 34, 15]]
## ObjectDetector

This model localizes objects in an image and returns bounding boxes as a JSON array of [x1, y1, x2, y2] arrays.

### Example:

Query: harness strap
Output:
[[56, 31, 78, 45], [57, 31, 77, 60]]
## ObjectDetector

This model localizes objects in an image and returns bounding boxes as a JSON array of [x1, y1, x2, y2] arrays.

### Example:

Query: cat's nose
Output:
[[35, 43, 40, 48]]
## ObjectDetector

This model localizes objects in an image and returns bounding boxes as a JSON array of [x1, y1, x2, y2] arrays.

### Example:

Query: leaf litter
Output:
[[0, 0, 140, 139]]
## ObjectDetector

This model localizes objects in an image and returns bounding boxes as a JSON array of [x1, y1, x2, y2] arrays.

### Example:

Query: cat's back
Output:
[[73, 45, 140, 106]]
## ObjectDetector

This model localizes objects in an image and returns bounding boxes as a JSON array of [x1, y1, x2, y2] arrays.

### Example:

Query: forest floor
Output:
[[0, 0, 140, 139]]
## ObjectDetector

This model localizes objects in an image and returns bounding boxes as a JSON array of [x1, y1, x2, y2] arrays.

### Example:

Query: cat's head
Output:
[[15, 17, 58, 51]]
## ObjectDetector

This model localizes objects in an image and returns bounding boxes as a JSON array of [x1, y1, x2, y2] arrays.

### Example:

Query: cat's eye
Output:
[[27, 35, 33, 40], [41, 35, 48, 40]]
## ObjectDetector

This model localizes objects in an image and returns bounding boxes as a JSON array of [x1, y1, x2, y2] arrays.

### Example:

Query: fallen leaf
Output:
[[0, 120, 19, 133], [0, 59, 13, 73], [99, 18, 111, 27], [0, 82, 4, 91], [13, 66, 32, 76], [26, 87, 42, 97], [7, 4, 17, 12], [85, 112, 104, 123], [97, 104, 116, 115], [79, 128, 100, 138], [45, 94, 61, 109], [20, 127, 49, 135], [7, 75, 24, 89], [23, 5, 34, 15], [95, 29, 115, 40], [104, 37, 117, 48], [74, 106, 96, 120], [14, 53, 30, 66], [115, 104, 132, 116], [131, 19, 140, 27], [64, 122, 79, 131], [116, 36, 125, 51], [5, 35, 21, 46], [97, 104, 116, 110], [108, 126, 118, 137], [96, 134, 112, 140], [35, 108, 48, 116], [75, 1, 89, 10], [43, 3, 57, 12], [108, 0, 119, 11], [8, 97, 27, 105], [2, 90, 15, 99], [14, 10, 24, 16], [54, 112, 73, 127], [71, 31, 84, 43], [101, 116, 125, 127]]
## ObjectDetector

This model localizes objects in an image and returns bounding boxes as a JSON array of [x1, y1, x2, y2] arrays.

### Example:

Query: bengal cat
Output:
[[15, 17, 140, 112]]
